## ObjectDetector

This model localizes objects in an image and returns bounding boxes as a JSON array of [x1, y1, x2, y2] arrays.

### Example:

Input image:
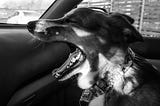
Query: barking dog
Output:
[[28, 8, 160, 106]]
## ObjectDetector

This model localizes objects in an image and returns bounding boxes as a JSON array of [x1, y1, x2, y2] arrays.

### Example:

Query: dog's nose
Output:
[[27, 20, 53, 34], [27, 19, 68, 40], [27, 20, 37, 34]]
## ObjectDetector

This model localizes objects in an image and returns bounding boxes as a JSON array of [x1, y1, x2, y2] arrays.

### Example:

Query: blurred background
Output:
[[0, 0, 54, 24], [0, 0, 159, 38], [79, 0, 160, 38]]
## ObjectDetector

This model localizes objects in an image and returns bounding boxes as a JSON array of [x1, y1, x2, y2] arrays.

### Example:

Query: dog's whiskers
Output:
[[35, 41, 46, 49]]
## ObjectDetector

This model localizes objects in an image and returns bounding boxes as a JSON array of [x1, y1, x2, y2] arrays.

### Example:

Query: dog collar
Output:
[[79, 78, 113, 106], [80, 78, 111, 102]]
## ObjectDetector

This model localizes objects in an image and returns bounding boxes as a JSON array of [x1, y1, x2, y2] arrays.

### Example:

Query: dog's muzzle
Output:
[[27, 20, 87, 80]]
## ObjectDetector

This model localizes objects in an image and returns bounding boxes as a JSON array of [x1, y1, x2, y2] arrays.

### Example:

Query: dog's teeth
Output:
[[76, 52, 81, 60], [71, 57, 77, 63], [79, 54, 84, 61], [69, 62, 73, 66], [67, 65, 70, 68]]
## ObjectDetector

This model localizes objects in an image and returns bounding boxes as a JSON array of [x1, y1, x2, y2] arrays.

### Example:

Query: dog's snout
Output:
[[27, 19, 68, 40], [27, 20, 48, 34], [33, 25, 67, 41]]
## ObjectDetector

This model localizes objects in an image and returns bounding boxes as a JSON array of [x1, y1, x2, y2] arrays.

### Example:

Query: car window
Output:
[[0, 0, 55, 24], [78, 0, 160, 38]]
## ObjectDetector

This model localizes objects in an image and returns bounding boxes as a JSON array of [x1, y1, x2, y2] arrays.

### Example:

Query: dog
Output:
[[27, 7, 160, 106]]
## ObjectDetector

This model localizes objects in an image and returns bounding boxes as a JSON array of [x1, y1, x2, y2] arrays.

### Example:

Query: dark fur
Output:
[[28, 8, 160, 106]]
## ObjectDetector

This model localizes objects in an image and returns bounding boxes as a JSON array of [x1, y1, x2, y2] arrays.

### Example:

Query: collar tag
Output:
[[80, 79, 108, 103]]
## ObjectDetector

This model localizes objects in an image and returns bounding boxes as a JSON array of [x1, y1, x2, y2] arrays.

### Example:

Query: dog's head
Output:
[[27, 7, 143, 89]]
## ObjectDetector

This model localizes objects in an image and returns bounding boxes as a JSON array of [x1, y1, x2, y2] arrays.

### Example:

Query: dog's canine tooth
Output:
[[66, 65, 70, 69], [76, 51, 81, 60], [69, 62, 73, 66], [71, 57, 77, 63]]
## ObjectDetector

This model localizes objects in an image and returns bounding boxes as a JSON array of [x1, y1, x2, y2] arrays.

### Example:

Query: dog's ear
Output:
[[120, 14, 134, 24], [109, 12, 134, 24], [122, 14, 143, 43], [109, 13, 143, 43], [122, 27, 143, 43]]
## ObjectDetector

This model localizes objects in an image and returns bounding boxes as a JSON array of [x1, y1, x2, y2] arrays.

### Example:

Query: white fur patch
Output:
[[59, 59, 93, 89], [97, 36, 106, 44], [77, 45, 85, 51], [75, 59, 97, 89], [72, 27, 91, 37], [98, 53, 111, 78]]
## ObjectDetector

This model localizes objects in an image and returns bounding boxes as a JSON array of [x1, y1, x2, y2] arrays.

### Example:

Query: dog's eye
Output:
[[65, 18, 77, 24]]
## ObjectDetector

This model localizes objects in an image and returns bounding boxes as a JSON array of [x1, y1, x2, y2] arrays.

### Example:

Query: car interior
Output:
[[0, 0, 160, 106]]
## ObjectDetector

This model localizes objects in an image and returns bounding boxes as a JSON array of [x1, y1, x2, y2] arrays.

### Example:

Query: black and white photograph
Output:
[[0, 0, 160, 106]]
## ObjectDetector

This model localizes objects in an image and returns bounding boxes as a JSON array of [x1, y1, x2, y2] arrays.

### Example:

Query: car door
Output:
[[0, 0, 80, 106]]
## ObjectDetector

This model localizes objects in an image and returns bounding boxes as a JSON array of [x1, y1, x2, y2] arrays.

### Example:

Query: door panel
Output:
[[0, 25, 71, 106]]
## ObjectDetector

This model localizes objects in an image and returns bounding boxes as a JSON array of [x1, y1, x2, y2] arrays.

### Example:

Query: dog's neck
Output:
[[98, 46, 138, 95], [98, 47, 128, 74], [106, 47, 128, 65]]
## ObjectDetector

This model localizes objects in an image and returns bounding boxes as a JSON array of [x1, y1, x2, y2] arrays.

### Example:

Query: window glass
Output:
[[78, 0, 160, 37], [0, 0, 55, 24], [78, 0, 112, 12]]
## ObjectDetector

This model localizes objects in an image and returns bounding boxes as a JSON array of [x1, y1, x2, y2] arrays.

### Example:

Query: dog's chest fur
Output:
[[88, 54, 137, 106], [86, 49, 160, 106], [98, 52, 138, 94], [78, 49, 140, 106]]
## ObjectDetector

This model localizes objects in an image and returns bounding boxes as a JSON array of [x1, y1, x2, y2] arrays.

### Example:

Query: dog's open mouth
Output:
[[52, 43, 86, 81]]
